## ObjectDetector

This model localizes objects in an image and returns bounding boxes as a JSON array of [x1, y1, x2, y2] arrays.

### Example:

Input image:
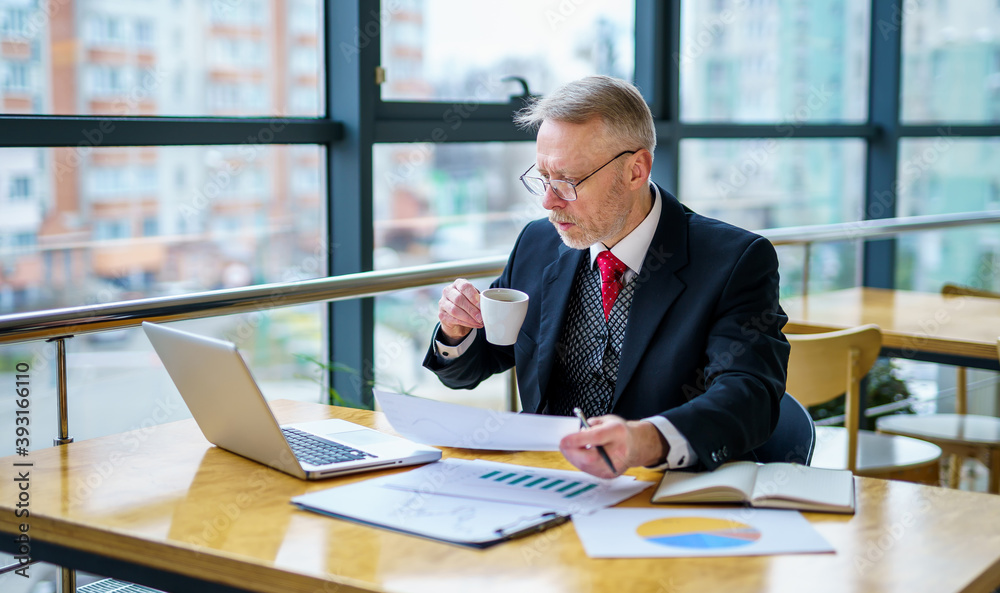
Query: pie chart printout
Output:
[[636, 517, 762, 549]]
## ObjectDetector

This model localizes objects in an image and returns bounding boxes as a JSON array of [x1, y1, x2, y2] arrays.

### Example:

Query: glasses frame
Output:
[[519, 149, 637, 202]]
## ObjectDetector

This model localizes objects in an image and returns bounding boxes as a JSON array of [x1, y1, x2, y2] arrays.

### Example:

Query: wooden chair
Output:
[[786, 324, 942, 484], [938, 284, 1000, 439], [875, 328, 1000, 493], [939, 284, 1000, 419]]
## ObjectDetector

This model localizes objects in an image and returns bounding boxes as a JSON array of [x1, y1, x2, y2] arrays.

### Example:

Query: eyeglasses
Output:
[[519, 150, 637, 202]]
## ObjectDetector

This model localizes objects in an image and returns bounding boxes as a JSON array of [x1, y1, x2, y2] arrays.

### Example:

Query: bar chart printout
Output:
[[479, 469, 598, 499], [382, 458, 654, 514]]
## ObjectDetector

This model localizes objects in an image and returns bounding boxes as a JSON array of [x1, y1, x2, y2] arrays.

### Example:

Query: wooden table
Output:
[[3, 400, 1000, 593], [782, 287, 1000, 371]]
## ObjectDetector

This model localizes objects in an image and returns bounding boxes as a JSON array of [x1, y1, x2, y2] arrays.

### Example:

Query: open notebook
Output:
[[651, 461, 855, 514]]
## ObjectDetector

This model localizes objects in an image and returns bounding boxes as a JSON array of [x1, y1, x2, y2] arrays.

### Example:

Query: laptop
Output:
[[142, 321, 441, 479]]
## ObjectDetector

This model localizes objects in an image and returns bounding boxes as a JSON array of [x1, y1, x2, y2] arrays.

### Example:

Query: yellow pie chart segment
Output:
[[636, 517, 762, 549]]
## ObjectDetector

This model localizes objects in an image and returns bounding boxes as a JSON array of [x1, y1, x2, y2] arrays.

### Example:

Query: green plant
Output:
[[808, 357, 914, 424], [294, 354, 417, 410]]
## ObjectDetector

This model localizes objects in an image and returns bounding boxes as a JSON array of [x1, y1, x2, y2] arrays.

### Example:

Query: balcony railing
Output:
[[1, 209, 999, 446]]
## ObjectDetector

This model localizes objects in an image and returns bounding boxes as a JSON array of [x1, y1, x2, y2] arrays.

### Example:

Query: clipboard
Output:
[[292, 459, 652, 548], [292, 476, 570, 548]]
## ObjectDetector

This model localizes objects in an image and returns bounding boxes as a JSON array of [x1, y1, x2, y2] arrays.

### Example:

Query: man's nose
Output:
[[541, 184, 565, 211]]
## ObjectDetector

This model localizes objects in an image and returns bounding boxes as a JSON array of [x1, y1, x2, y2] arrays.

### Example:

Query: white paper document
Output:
[[292, 459, 655, 548], [374, 389, 580, 451], [572, 507, 835, 558], [383, 458, 654, 514]]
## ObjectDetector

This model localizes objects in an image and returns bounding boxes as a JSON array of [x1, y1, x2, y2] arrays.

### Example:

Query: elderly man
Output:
[[423, 75, 788, 478]]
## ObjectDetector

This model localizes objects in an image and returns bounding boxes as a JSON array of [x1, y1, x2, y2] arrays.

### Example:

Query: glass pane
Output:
[[680, 139, 866, 297], [372, 142, 542, 408], [901, 0, 1000, 123], [0, 144, 327, 455], [0, 145, 325, 311], [0, 306, 324, 457], [0, 0, 323, 116], [680, 0, 870, 122], [380, 0, 635, 102], [895, 138, 1000, 292]]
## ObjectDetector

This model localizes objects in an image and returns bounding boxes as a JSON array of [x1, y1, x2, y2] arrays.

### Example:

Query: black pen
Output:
[[572, 407, 617, 476]]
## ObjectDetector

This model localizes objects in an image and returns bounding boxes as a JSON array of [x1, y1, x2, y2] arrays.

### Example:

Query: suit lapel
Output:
[[612, 187, 690, 406], [532, 243, 586, 413]]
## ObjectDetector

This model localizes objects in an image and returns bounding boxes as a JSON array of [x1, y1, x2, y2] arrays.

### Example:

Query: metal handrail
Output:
[[1, 210, 999, 344], [0, 256, 506, 345], [764, 210, 1000, 245]]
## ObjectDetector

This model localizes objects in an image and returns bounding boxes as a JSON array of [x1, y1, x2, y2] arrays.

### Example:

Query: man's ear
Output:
[[628, 149, 653, 190]]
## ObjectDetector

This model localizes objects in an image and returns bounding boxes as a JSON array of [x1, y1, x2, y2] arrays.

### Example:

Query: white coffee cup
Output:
[[479, 288, 529, 346]]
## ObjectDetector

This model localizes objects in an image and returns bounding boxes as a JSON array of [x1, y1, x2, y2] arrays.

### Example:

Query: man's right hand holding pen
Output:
[[559, 413, 670, 479]]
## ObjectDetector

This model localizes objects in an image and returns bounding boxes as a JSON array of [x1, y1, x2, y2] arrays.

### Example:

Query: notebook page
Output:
[[654, 461, 759, 501], [751, 463, 853, 509]]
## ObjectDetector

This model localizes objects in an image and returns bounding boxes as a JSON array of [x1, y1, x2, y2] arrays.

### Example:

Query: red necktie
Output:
[[596, 250, 628, 320]]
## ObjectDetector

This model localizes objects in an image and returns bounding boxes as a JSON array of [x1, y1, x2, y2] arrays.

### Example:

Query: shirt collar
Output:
[[589, 183, 662, 279]]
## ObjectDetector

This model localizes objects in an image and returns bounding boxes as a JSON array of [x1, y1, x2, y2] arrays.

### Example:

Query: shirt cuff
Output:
[[642, 415, 699, 470], [434, 328, 478, 361]]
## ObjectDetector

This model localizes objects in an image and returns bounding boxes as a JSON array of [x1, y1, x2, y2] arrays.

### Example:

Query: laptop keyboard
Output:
[[78, 579, 164, 593], [282, 427, 378, 466]]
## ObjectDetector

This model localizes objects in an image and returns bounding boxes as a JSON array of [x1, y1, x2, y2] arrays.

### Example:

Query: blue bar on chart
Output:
[[479, 471, 598, 498]]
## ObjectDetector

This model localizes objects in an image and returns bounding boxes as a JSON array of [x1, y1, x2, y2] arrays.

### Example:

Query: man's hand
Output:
[[437, 278, 483, 345], [559, 416, 668, 479]]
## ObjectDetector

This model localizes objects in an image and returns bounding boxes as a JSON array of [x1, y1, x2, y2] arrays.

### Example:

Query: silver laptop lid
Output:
[[143, 321, 306, 478]]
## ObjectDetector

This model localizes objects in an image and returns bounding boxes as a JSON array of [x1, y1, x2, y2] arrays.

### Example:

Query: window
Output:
[[901, 0, 1000, 123], [2, 0, 322, 117], [94, 219, 131, 241], [0, 142, 328, 448], [380, 0, 635, 102], [680, 139, 866, 298], [291, 46, 319, 74], [85, 15, 127, 46], [1, 7, 29, 37], [373, 142, 540, 268], [88, 65, 129, 95], [135, 20, 154, 47], [3, 63, 30, 91], [896, 139, 1000, 292], [211, 39, 266, 68], [210, 83, 268, 112], [87, 167, 129, 197], [142, 216, 158, 237], [680, 0, 870, 122], [12, 231, 36, 248], [371, 139, 540, 402], [9, 175, 31, 200], [211, 0, 267, 26], [1, 0, 997, 475]]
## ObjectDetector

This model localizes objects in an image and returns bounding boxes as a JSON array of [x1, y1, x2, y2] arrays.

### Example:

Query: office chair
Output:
[[786, 324, 942, 484], [748, 392, 815, 465], [876, 329, 1000, 493]]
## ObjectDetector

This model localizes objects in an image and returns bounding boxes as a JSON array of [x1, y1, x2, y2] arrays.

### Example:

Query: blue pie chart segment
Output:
[[637, 517, 762, 549]]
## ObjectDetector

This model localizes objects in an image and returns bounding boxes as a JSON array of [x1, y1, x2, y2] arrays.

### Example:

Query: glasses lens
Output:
[[522, 176, 547, 196], [550, 179, 576, 201]]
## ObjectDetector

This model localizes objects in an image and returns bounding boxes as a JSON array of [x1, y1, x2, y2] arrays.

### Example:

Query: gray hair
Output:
[[513, 75, 656, 155]]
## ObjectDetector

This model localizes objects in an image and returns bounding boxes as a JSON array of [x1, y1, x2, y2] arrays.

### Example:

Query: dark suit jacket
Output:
[[423, 185, 789, 470]]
